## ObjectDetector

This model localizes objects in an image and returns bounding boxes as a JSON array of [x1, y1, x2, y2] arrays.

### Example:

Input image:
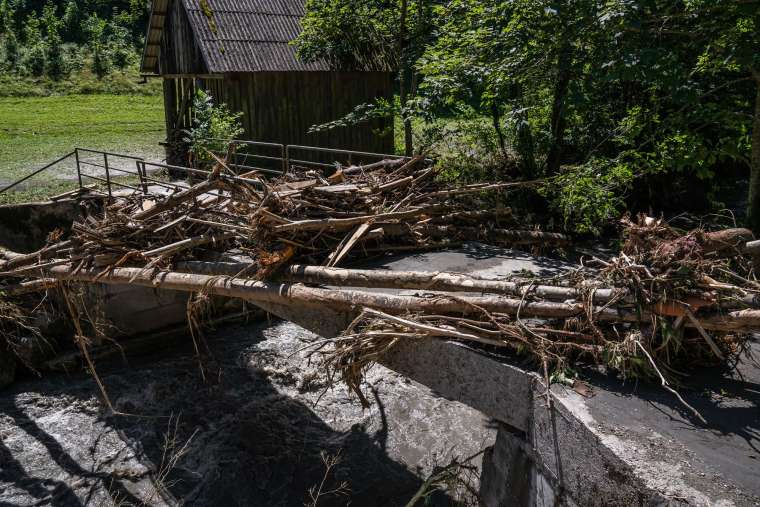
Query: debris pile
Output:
[[0, 157, 556, 279], [1, 158, 758, 415]]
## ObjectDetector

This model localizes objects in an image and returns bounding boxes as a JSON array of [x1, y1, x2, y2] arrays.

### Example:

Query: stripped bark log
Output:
[[282, 265, 624, 302], [11, 263, 760, 333], [273, 206, 446, 233], [133, 178, 225, 221]]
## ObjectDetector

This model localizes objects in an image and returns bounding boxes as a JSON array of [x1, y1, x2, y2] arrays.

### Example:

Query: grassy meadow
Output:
[[0, 94, 165, 203]]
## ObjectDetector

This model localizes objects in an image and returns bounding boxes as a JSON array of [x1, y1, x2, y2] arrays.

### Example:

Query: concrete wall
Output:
[[249, 241, 760, 506], [0, 199, 82, 253]]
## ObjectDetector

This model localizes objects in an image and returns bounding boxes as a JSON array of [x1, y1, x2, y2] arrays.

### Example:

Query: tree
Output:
[[0, 0, 12, 36], [46, 28, 66, 79], [25, 43, 46, 77], [91, 42, 110, 78], [62, 0, 81, 42], [3, 30, 18, 69], [22, 12, 42, 46], [41, 1, 61, 38], [105, 21, 134, 71]]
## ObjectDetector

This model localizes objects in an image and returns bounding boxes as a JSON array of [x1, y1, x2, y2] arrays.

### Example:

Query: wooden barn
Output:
[[140, 0, 395, 164]]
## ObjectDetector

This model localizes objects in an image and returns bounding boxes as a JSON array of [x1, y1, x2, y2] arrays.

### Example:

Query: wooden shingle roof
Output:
[[141, 0, 331, 74]]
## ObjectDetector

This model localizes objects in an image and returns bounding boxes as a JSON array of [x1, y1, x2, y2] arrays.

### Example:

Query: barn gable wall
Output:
[[159, 0, 207, 75]]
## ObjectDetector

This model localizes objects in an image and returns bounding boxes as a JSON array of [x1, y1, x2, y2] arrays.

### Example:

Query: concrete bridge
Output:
[[2, 198, 759, 506]]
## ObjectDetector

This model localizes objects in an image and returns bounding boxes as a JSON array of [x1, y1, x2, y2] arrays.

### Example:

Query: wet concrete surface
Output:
[[555, 340, 760, 505], [0, 318, 495, 506]]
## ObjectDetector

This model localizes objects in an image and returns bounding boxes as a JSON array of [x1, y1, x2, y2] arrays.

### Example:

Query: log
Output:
[[425, 209, 513, 225], [367, 223, 569, 246], [412, 181, 541, 202], [744, 239, 760, 256], [339, 158, 407, 177], [1, 240, 73, 270], [0, 278, 58, 296], [273, 206, 446, 233], [133, 178, 225, 221], [702, 228, 754, 254], [11, 264, 760, 332], [282, 265, 624, 303], [176, 261, 759, 310], [142, 233, 236, 258]]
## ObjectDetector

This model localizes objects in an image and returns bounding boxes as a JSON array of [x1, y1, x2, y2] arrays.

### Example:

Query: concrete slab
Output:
[[254, 243, 760, 506]]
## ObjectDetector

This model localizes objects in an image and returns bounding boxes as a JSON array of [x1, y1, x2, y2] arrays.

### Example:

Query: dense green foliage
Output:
[[0, 0, 148, 87], [297, 0, 760, 235], [184, 89, 244, 165]]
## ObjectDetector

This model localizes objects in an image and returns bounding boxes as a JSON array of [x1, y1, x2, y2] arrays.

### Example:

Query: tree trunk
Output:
[[510, 84, 537, 179], [9, 264, 760, 332], [748, 73, 760, 233], [491, 103, 508, 160], [398, 0, 413, 157], [546, 41, 572, 175]]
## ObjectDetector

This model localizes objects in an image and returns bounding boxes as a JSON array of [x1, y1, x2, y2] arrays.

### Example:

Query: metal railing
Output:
[[211, 139, 410, 176], [75, 148, 148, 198], [0, 141, 410, 202], [0, 152, 77, 196]]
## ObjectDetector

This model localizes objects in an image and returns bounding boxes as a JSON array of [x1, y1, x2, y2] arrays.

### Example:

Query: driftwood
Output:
[[133, 178, 225, 221], [273, 206, 447, 233], [2, 153, 758, 407], [1, 262, 755, 333], [0, 278, 58, 296], [701, 228, 754, 254], [282, 265, 624, 302]]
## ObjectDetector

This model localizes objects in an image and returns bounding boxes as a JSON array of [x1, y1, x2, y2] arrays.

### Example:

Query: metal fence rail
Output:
[[0, 142, 409, 202], [0, 152, 76, 196]]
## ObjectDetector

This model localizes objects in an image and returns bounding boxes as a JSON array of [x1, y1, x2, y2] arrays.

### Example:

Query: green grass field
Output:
[[0, 94, 165, 203]]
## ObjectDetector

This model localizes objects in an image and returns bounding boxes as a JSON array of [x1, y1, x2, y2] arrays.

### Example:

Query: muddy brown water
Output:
[[0, 319, 495, 506]]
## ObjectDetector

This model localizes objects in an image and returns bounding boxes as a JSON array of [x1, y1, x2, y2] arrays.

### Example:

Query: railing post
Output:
[[281, 144, 287, 174], [137, 160, 149, 194], [103, 152, 112, 199], [285, 145, 290, 174], [74, 149, 82, 191]]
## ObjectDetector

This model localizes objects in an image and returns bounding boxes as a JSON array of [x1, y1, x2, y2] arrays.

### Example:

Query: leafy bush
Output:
[[2, 31, 18, 69], [91, 43, 110, 78], [184, 89, 244, 165], [543, 159, 634, 235], [24, 43, 46, 76], [46, 32, 67, 80]]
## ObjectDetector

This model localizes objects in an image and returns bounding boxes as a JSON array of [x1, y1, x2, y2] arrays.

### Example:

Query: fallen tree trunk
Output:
[[702, 228, 754, 254], [273, 206, 447, 233], [171, 261, 759, 309], [0, 278, 59, 296], [356, 223, 569, 246], [1, 241, 74, 271], [10, 263, 760, 333], [281, 265, 624, 302]]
